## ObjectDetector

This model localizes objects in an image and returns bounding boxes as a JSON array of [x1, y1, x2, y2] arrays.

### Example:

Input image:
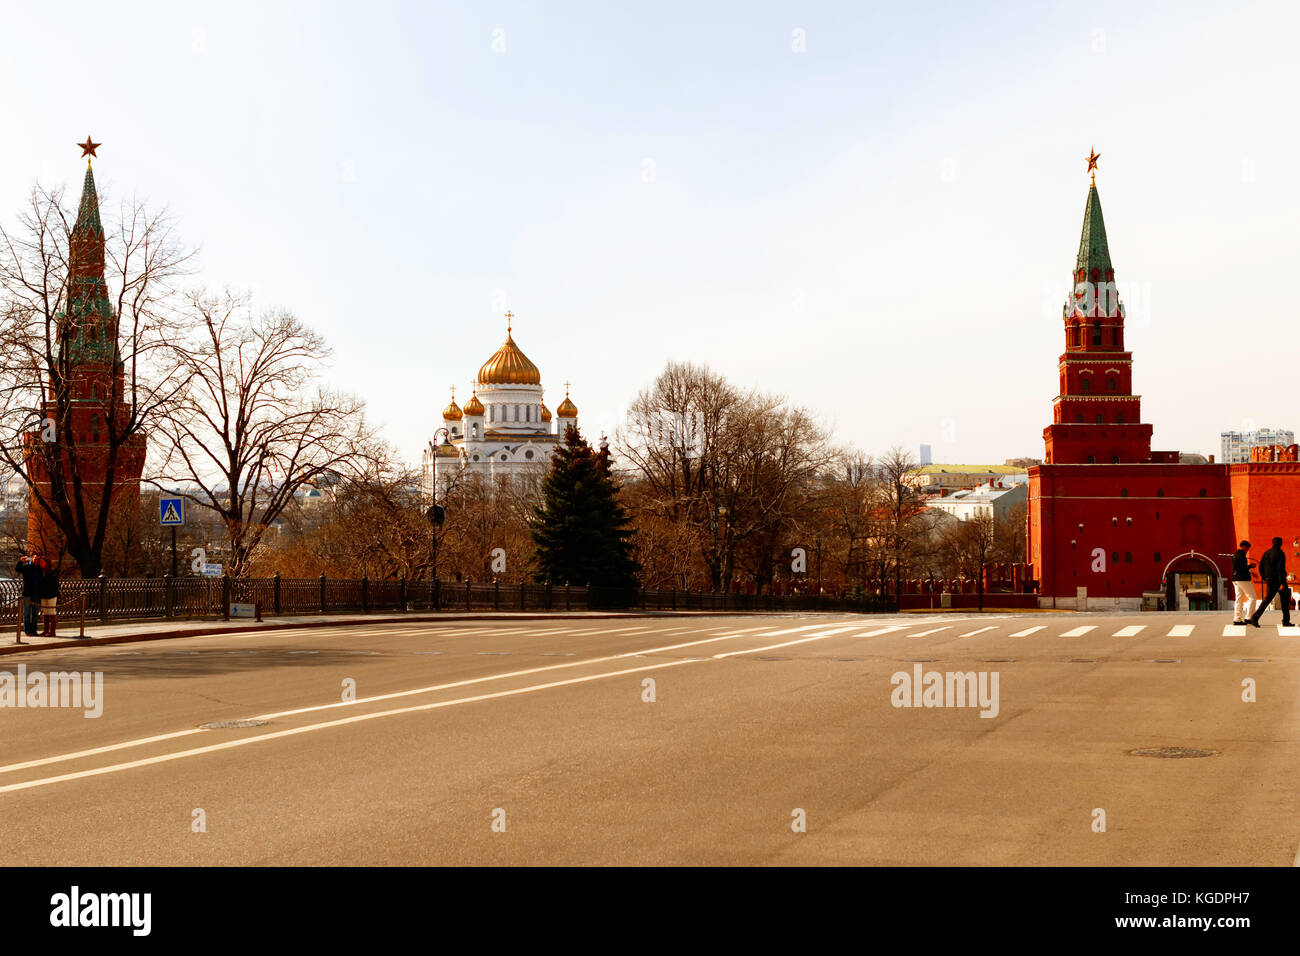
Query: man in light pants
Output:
[[1231, 540, 1257, 625]]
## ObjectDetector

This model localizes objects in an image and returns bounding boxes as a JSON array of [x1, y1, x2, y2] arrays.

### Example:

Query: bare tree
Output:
[[150, 291, 376, 577], [872, 446, 926, 599], [0, 178, 192, 576], [620, 361, 833, 592], [941, 512, 996, 610]]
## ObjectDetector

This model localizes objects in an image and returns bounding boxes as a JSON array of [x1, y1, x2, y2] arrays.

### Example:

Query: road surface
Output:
[[1, 611, 1297, 865]]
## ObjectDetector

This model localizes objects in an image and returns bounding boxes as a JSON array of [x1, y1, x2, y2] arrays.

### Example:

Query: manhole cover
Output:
[[199, 719, 269, 730], [1129, 746, 1218, 759]]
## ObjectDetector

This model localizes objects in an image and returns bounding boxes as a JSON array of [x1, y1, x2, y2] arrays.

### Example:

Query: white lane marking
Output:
[[746, 623, 851, 638], [712, 625, 904, 659], [0, 630, 756, 777], [908, 626, 951, 637], [1278, 626, 1300, 637], [1061, 626, 1097, 637], [0, 660, 698, 795], [1010, 626, 1046, 637], [1222, 625, 1247, 636], [1113, 625, 1145, 637], [959, 626, 997, 638], [1167, 625, 1194, 637]]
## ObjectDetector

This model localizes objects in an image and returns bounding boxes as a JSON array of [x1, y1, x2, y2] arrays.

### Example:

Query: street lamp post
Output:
[[426, 428, 451, 587]]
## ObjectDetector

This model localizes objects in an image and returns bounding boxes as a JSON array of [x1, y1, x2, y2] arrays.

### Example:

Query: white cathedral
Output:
[[421, 315, 579, 502]]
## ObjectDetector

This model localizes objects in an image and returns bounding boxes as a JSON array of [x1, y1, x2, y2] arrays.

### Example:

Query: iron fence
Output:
[[1, 573, 897, 625]]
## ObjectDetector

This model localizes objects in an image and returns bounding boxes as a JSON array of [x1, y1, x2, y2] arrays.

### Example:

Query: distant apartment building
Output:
[[927, 480, 1028, 521], [919, 444, 932, 466], [1220, 428, 1295, 464]]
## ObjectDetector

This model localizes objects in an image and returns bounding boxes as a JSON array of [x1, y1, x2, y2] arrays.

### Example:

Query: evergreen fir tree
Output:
[[532, 425, 639, 588]]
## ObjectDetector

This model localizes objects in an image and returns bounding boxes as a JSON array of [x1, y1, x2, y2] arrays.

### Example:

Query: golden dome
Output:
[[556, 391, 578, 418], [463, 391, 484, 416], [477, 323, 541, 386], [540, 402, 552, 422], [442, 389, 462, 421]]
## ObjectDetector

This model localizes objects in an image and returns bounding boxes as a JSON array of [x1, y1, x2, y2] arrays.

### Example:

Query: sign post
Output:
[[159, 497, 184, 576]]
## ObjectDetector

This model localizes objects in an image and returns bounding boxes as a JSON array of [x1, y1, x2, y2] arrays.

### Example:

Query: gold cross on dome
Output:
[[564, 380, 570, 395], [504, 311, 514, 334]]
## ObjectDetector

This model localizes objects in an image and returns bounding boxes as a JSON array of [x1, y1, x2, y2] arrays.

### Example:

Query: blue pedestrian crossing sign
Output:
[[159, 497, 184, 526]]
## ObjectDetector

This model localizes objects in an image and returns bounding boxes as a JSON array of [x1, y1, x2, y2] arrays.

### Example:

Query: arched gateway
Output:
[[1161, 551, 1220, 611]]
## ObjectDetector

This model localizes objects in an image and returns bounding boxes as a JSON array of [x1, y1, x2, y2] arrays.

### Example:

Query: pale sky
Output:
[[2, 0, 1296, 467]]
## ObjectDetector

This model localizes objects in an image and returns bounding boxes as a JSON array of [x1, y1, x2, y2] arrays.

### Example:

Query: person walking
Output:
[[1231, 540, 1257, 625], [14, 552, 41, 637], [1248, 536, 1293, 628], [37, 556, 60, 637]]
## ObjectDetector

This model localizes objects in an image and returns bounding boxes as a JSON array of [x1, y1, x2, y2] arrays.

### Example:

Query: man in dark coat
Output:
[[14, 553, 41, 636], [1231, 540, 1257, 625], [36, 556, 60, 637], [1248, 537, 1293, 628]]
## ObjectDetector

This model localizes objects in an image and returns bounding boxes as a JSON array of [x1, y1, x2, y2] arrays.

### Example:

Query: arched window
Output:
[[1071, 319, 1080, 347], [1096, 413, 1104, 423], [1080, 377, 1090, 392], [1107, 377, 1117, 390], [1091, 321, 1102, 346]]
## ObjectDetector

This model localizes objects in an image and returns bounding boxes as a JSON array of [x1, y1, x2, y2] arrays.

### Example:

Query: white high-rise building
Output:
[[1220, 427, 1295, 463], [421, 316, 578, 502]]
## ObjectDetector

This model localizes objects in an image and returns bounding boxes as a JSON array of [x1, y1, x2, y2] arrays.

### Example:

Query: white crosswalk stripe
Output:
[[909, 626, 951, 637], [1279, 626, 1300, 637], [1113, 625, 1145, 637], [1061, 626, 1097, 637], [1222, 625, 1246, 636], [1010, 626, 1046, 637], [959, 626, 997, 637], [1167, 625, 1194, 637]]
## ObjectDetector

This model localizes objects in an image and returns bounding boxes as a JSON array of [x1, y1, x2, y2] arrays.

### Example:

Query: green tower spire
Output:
[[1075, 182, 1113, 280]]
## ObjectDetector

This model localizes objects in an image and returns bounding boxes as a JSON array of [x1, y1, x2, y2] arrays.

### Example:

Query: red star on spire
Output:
[[78, 136, 101, 161]]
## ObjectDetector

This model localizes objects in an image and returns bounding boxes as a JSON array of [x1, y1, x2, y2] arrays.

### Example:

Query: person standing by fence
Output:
[[14, 553, 41, 637], [37, 555, 60, 637]]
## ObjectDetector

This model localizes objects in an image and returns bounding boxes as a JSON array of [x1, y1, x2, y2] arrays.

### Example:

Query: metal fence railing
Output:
[[1, 573, 898, 626]]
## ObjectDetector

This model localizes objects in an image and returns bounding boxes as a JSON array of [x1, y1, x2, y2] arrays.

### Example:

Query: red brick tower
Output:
[[24, 141, 146, 572], [1043, 157, 1154, 465]]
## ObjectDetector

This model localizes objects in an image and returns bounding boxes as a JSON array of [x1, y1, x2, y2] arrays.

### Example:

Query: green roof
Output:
[[914, 464, 1023, 474], [1075, 183, 1111, 278], [74, 166, 103, 237]]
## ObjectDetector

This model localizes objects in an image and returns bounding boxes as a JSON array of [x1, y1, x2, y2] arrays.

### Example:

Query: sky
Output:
[[1, 0, 1296, 467]]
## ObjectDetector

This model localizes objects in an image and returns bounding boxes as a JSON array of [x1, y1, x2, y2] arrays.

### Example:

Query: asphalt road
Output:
[[1, 611, 1297, 865]]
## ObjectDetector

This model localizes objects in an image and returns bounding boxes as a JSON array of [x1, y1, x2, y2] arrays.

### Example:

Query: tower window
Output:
[[1096, 413, 1104, 423], [1199, 488, 1207, 497], [1111, 455, 1121, 463], [1086, 454, 1096, 463], [1154, 552, 1161, 563], [1125, 552, 1132, 563], [1092, 321, 1102, 346], [1120, 488, 1128, 497], [1157, 488, 1164, 497], [1108, 377, 1117, 390], [1080, 378, 1090, 392]]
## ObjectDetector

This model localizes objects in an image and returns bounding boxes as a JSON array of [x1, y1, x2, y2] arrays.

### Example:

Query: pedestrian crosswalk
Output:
[[838, 621, 1300, 640]]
